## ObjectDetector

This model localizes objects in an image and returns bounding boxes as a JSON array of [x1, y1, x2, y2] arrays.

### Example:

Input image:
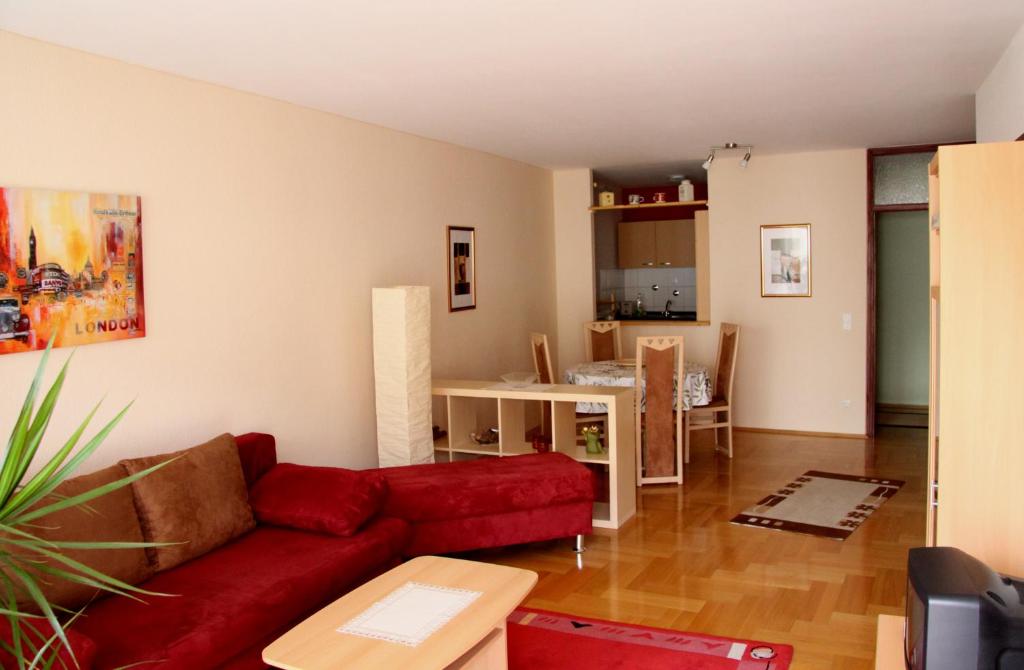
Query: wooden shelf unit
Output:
[[589, 199, 708, 212], [431, 379, 637, 529]]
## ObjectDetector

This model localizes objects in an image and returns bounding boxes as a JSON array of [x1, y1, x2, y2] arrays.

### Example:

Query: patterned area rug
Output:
[[730, 470, 904, 540], [508, 607, 793, 669]]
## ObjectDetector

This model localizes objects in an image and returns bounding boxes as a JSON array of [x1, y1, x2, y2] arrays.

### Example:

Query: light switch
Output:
[[842, 313, 852, 331]]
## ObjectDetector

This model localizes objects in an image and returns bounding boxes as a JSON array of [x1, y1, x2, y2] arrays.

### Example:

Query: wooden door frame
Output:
[[865, 142, 969, 436]]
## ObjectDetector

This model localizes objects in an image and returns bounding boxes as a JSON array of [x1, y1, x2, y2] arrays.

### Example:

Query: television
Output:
[[906, 547, 1024, 669]]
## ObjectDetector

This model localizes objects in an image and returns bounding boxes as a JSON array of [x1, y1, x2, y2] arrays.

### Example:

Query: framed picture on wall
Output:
[[446, 226, 476, 311], [760, 223, 811, 297]]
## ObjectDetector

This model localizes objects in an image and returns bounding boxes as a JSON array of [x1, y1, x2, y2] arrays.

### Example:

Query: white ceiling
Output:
[[2, 1, 1022, 170]]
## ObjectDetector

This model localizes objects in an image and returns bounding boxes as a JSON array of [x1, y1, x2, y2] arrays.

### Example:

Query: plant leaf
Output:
[[5, 542, 172, 599], [2, 402, 102, 518], [7, 356, 74, 506], [11, 454, 169, 526], [28, 563, 135, 603], [0, 335, 56, 504], [2, 561, 70, 668]]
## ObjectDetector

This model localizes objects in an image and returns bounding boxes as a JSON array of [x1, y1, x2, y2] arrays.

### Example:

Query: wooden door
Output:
[[654, 219, 696, 267], [617, 221, 657, 268], [933, 141, 1024, 577]]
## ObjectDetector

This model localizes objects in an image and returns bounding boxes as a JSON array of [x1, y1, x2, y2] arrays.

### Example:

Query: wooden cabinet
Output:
[[927, 141, 1024, 577], [617, 220, 657, 267], [655, 219, 696, 267], [617, 219, 695, 268]]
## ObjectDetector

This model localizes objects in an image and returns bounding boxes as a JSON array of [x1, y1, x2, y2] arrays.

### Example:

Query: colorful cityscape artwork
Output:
[[0, 187, 145, 355]]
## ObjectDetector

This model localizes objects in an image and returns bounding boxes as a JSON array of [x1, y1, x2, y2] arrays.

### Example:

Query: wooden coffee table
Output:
[[263, 556, 537, 670]]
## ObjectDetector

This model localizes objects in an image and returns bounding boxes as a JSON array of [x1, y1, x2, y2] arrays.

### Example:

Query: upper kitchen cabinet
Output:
[[617, 219, 695, 269]]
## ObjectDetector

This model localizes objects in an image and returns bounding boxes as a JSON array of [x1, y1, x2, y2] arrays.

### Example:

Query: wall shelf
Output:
[[589, 199, 708, 212]]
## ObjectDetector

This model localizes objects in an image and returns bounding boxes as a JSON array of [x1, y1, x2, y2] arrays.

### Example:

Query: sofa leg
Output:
[[573, 534, 586, 554]]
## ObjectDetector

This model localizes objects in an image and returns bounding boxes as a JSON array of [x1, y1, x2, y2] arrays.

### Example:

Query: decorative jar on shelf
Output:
[[678, 178, 694, 202], [581, 426, 603, 454]]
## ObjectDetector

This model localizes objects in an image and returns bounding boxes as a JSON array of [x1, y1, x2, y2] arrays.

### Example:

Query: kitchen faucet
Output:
[[663, 299, 673, 316]]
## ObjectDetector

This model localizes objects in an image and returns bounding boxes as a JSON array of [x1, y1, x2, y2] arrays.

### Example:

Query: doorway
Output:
[[875, 210, 930, 427], [865, 146, 938, 435]]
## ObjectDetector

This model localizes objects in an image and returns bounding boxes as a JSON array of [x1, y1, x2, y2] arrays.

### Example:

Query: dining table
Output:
[[564, 359, 713, 414]]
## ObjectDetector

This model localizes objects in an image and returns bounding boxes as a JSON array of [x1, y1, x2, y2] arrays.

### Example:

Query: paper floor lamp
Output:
[[372, 286, 434, 466]]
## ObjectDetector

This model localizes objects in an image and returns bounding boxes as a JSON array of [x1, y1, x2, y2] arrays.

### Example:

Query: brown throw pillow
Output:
[[121, 433, 255, 571], [9, 464, 154, 612]]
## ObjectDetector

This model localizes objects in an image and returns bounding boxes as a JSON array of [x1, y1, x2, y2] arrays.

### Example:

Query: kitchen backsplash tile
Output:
[[598, 266, 697, 314]]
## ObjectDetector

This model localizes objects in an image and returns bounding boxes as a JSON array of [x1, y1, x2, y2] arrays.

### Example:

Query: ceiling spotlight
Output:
[[702, 151, 715, 170], [739, 150, 751, 168]]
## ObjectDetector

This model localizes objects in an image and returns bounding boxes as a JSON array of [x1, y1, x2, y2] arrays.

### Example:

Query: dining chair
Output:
[[583, 321, 622, 362], [684, 322, 740, 462], [635, 335, 684, 485], [529, 332, 555, 435], [534, 332, 609, 443], [530, 332, 554, 384]]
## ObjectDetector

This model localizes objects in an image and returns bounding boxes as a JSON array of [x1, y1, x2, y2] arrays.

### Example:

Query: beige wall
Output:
[[552, 168, 594, 375], [0, 31, 556, 470], [977, 22, 1024, 142], [706, 150, 867, 434], [556, 150, 868, 435]]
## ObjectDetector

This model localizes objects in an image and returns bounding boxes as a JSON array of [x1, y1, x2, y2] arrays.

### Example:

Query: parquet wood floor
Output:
[[467, 427, 927, 669]]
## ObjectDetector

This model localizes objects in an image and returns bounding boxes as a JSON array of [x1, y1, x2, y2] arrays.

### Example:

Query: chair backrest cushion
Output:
[[715, 326, 739, 400], [589, 329, 616, 362], [532, 335, 553, 384], [643, 345, 677, 477]]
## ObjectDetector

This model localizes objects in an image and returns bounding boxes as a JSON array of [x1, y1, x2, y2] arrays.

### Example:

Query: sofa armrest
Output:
[[234, 432, 278, 487]]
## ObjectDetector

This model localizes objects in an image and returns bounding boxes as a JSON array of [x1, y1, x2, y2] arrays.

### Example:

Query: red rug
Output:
[[508, 607, 793, 669]]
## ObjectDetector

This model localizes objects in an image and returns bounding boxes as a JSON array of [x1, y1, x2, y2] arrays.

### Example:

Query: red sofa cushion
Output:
[[249, 463, 388, 537], [0, 618, 97, 670], [379, 453, 594, 523], [71, 518, 410, 669]]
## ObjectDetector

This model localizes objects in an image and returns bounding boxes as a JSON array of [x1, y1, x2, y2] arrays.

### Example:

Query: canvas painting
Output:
[[760, 224, 811, 297], [447, 226, 476, 311], [0, 187, 145, 355]]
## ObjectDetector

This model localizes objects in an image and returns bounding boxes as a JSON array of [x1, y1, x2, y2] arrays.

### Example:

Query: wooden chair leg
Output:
[[726, 411, 733, 458], [683, 411, 691, 464]]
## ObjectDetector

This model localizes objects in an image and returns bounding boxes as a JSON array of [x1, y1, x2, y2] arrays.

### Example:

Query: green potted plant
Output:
[[0, 337, 171, 669]]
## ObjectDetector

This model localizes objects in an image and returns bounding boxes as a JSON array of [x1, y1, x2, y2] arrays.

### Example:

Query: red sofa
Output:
[[12, 432, 593, 669]]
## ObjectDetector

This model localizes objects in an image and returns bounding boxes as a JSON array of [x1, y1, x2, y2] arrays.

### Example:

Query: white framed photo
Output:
[[760, 224, 811, 297]]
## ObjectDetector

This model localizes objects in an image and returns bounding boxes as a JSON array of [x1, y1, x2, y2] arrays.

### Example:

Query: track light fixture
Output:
[[703, 143, 753, 169]]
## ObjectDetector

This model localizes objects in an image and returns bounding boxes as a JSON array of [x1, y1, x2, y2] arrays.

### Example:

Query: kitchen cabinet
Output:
[[617, 219, 695, 268]]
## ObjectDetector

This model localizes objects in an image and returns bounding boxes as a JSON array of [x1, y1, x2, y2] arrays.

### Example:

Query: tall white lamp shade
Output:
[[372, 286, 434, 467]]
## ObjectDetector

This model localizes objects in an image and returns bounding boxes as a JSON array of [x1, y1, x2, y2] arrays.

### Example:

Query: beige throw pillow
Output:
[[121, 433, 255, 571]]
